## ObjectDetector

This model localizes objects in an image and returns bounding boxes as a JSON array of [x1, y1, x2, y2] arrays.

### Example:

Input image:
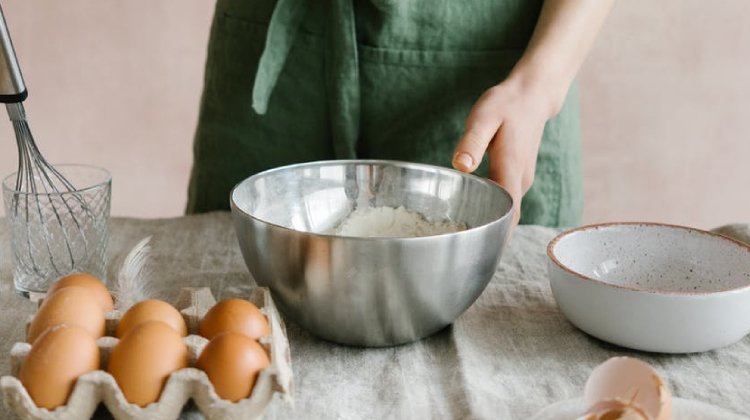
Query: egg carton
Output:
[[0, 287, 293, 420]]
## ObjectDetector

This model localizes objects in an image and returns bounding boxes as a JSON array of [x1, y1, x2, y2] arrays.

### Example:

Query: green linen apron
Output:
[[186, 0, 583, 227]]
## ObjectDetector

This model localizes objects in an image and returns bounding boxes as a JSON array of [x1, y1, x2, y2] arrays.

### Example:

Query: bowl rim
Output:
[[229, 159, 514, 241], [547, 221, 750, 296]]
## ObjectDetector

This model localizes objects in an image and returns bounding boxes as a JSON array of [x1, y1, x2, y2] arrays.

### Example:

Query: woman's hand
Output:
[[452, 77, 559, 228], [452, 0, 614, 229]]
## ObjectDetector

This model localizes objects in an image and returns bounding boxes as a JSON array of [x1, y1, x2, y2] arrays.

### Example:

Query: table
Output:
[[1, 213, 748, 419]]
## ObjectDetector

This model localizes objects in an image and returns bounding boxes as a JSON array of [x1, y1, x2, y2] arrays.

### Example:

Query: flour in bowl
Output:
[[331, 206, 466, 238]]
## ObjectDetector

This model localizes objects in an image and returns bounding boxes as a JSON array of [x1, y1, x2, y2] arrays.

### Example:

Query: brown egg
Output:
[[199, 299, 270, 340], [116, 299, 187, 338], [27, 286, 106, 344], [47, 272, 114, 312], [107, 321, 188, 407], [19, 324, 100, 409], [196, 332, 270, 402]]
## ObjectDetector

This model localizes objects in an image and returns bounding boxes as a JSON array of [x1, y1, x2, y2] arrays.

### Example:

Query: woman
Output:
[[187, 0, 613, 228]]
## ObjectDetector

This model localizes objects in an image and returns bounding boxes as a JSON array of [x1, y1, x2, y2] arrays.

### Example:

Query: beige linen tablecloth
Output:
[[0, 213, 748, 419]]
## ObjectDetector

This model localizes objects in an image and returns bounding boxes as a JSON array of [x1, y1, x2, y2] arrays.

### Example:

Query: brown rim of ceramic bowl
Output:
[[547, 222, 750, 296]]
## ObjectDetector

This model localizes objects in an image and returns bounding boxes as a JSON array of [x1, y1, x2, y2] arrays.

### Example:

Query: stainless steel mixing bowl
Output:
[[230, 160, 513, 346]]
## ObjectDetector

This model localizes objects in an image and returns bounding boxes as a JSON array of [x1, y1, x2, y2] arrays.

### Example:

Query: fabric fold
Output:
[[324, 0, 360, 158], [252, 0, 311, 114], [252, 0, 360, 159]]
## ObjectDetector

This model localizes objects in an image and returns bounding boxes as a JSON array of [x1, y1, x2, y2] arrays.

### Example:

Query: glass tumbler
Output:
[[2, 164, 111, 296]]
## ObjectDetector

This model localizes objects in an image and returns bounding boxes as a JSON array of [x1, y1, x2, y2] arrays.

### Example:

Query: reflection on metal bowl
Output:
[[231, 160, 513, 346]]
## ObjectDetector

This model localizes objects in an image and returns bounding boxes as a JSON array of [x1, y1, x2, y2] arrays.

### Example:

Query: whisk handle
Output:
[[0, 4, 27, 103]]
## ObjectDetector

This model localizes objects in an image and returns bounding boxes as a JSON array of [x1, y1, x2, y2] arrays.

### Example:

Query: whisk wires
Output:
[[6, 102, 89, 276]]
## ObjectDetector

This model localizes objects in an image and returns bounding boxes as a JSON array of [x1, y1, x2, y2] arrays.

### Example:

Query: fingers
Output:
[[489, 140, 523, 230], [488, 120, 538, 231], [452, 93, 503, 173], [453, 84, 545, 236]]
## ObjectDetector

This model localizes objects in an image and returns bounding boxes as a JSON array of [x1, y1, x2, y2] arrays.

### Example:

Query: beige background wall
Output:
[[579, 1, 750, 228], [0, 1, 747, 229]]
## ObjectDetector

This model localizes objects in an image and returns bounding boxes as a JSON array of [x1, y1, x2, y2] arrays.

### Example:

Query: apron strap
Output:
[[325, 0, 359, 158], [252, 0, 310, 114], [252, 0, 359, 159]]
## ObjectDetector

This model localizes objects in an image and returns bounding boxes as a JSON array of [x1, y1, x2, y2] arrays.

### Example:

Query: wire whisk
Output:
[[8, 103, 81, 196], [1, 4, 109, 295], [7, 102, 91, 276]]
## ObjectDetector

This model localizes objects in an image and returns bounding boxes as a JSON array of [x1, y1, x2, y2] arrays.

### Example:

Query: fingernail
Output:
[[453, 153, 474, 170]]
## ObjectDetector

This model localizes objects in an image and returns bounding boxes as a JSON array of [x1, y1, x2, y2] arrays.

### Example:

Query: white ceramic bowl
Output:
[[547, 223, 750, 353]]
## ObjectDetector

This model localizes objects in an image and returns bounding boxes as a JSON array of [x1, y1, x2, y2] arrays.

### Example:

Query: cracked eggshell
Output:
[[582, 357, 672, 420], [581, 400, 650, 420]]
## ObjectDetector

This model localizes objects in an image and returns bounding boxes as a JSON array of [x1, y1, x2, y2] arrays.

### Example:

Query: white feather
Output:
[[113, 236, 152, 311]]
